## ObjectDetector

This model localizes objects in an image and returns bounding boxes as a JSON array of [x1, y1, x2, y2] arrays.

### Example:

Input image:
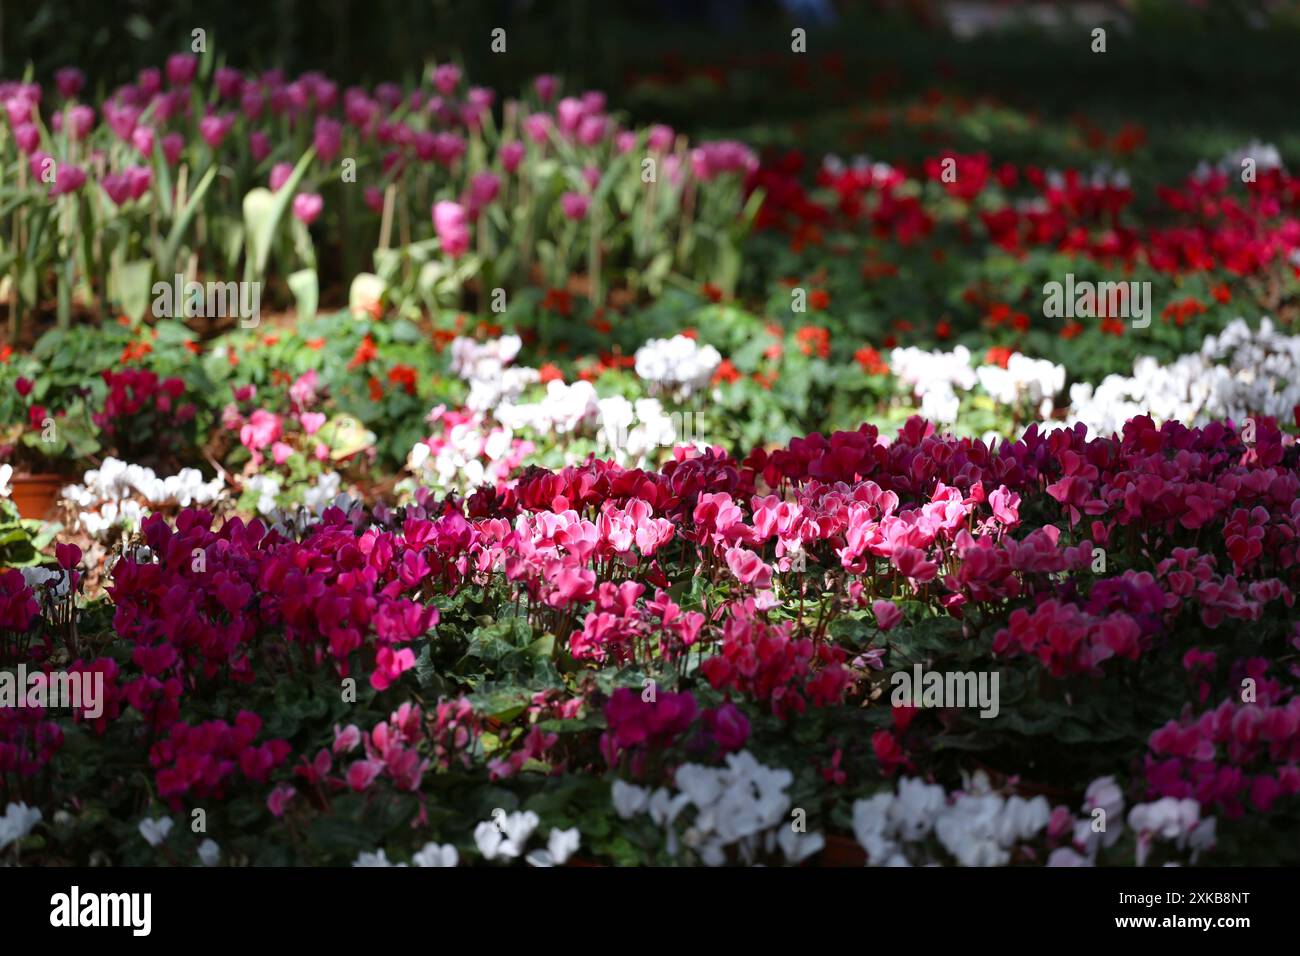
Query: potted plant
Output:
[[0, 365, 101, 520]]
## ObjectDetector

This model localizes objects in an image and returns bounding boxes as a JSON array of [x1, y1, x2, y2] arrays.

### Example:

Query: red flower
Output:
[[712, 359, 741, 385], [349, 334, 378, 370], [542, 288, 572, 316], [985, 345, 1013, 368], [387, 364, 418, 396], [854, 345, 889, 375], [808, 289, 830, 311]]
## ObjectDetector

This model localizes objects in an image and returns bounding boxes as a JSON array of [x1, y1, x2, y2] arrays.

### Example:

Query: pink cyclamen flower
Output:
[[299, 412, 326, 435], [267, 783, 296, 818], [432, 200, 470, 257], [292, 192, 324, 225], [872, 600, 903, 631]]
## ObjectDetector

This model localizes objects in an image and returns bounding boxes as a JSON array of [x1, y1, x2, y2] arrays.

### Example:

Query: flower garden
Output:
[[2, 1, 1300, 872]]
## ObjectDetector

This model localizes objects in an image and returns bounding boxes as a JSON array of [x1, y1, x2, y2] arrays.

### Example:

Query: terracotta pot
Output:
[[818, 834, 867, 867], [10, 472, 63, 520]]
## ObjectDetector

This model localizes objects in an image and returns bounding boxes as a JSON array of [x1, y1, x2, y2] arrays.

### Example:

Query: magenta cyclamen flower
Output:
[[560, 191, 590, 221], [293, 192, 324, 225], [432, 200, 471, 257]]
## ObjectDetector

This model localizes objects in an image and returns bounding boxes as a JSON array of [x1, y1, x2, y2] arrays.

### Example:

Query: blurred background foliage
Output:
[[2, 0, 1299, 188]]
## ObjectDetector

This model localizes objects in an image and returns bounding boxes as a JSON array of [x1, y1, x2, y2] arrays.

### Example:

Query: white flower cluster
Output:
[[852, 774, 1051, 867], [472, 810, 581, 867], [890, 345, 1065, 424], [0, 463, 12, 499], [20, 565, 71, 598], [497, 380, 601, 436], [449, 335, 539, 412], [61, 458, 225, 540], [595, 395, 701, 466], [0, 802, 42, 852], [1065, 317, 1300, 435], [352, 843, 460, 867], [407, 416, 519, 494], [976, 354, 1065, 415], [612, 751, 824, 866], [634, 335, 721, 400], [409, 334, 718, 487]]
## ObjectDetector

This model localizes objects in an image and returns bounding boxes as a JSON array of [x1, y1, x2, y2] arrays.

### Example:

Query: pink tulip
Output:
[[13, 123, 39, 153], [501, 141, 525, 173], [313, 116, 342, 162], [249, 130, 271, 162], [292, 192, 324, 225], [534, 74, 558, 103], [161, 132, 184, 165], [432, 63, 461, 97], [131, 125, 154, 156], [269, 162, 294, 191], [560, 191, 589, 221], [166, 53, 198, 87], [55, 67, 84, 99], [432, 200, 470, 257]]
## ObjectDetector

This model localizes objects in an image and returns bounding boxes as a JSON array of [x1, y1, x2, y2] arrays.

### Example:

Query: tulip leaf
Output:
[[244, 147, 316, 281], [159, 163, 217, 274], [287, 268, 318, 321]]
